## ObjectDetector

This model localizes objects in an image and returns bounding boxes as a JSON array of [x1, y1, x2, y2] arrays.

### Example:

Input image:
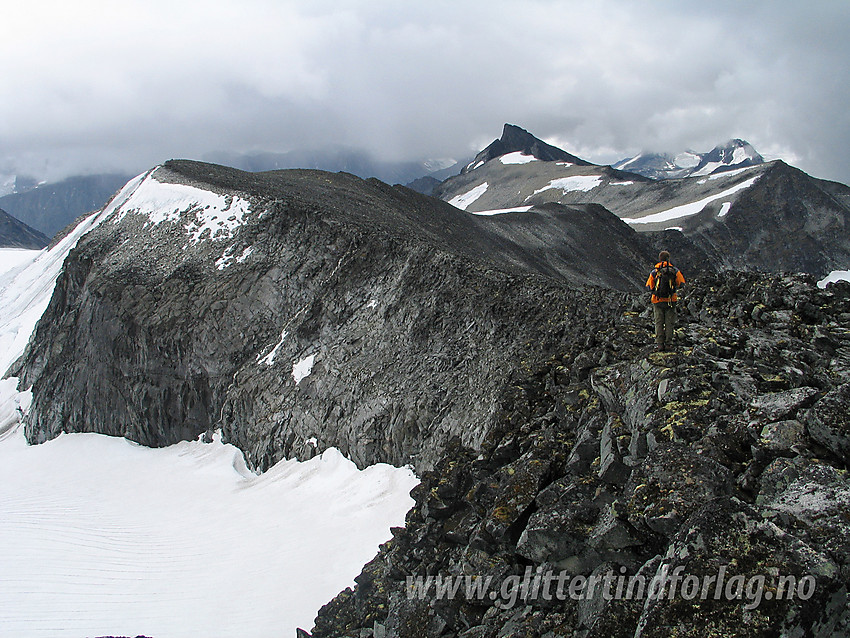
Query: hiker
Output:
[[646, 250, 686, 351]]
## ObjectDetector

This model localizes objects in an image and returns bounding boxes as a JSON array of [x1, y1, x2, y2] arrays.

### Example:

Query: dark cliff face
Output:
[[15, 160, 651, 472], [308, 272, 850, 637]]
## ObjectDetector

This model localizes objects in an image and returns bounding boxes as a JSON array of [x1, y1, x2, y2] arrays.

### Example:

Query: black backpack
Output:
[[653, 263, 678, 298]]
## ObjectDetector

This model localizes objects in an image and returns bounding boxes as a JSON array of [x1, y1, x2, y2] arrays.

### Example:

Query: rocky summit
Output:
[[8, 155, 850, 637]]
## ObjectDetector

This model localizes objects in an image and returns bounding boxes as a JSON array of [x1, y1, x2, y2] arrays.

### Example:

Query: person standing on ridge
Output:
[[646, 250, 686, 351]]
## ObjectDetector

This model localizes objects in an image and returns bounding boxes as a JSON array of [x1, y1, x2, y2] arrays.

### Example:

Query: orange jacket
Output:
[[646, 262, 686, 303]]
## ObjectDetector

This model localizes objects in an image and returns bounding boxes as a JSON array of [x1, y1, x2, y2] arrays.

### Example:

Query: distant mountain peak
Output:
[[614, 139, 764, 180], [462, 124, 592, 174], [0, 206, 49, 249]]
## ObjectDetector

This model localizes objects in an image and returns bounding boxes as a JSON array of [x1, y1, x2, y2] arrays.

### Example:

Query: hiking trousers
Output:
[[653, 302, 677, 348]]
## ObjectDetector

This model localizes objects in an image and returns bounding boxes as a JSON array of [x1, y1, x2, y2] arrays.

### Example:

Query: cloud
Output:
[[2, 0, 850, 184]]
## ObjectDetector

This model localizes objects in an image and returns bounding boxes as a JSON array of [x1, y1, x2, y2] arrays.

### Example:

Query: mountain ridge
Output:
[[5, 152, 850, 636], [436, 126, 850, 279], [13, 160, 652, 475], [613, 138, 765, 180]]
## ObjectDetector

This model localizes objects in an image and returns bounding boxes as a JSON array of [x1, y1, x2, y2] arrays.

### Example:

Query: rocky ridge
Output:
[[8, 159, 850, 637], [14, 160, 655, 473], [307, 272, 850, 637]]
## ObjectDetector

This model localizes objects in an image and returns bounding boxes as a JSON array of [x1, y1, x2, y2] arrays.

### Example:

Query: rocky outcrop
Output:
[[307, 272, 850, 637]]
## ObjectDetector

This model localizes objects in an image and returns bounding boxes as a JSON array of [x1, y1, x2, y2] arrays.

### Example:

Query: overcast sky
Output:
[[3, 0, 850, 184]]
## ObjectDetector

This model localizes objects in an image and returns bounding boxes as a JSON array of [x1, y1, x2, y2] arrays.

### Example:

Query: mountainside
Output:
[[7, 157, 850, 636], [436, 127, 850, 279], [614, 139, 764, 180], [13, 160, 656, 474], [0, 173, 134, 237], [0, 207, 49, 249]]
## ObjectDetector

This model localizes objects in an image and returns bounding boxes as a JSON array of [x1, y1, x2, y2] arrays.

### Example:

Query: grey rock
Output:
[[516, 478, 599, 564], [634, 497, 846, 638], [598, 418, 630, 485], [759, 419, 806, 453], [749, 386, 819, 423], [804, 383, 850, 462]]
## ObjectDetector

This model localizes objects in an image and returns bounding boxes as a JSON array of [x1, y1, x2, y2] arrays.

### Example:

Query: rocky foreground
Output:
[[307, 272, 850, 637]]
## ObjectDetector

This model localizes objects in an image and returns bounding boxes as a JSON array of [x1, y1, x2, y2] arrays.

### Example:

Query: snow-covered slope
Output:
[[0, 174, 419, 637], [0, 406, 416, 637]]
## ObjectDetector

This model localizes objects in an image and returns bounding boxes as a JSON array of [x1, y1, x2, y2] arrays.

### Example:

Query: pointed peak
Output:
[[462, 124, 593, 174]]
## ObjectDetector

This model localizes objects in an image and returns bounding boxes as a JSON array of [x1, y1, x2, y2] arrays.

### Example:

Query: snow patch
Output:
[[472, 206, 534, 216], [623, 176, 759, 226], [818, 270, 850, 289], [717, 202, 732, 218], [111, 168, 251, 245], [674, 152, 701, 168], [293, 353, 316, 384], [216, 245, 254, 270], [449, 182, 488, 210], [529, 175, 602, 197], [707, 166, 753, 181], [258, 330, 288, 366], [610, 181, 634, 186], [499, 152, 537, 165], [691, 162, 725, 177]]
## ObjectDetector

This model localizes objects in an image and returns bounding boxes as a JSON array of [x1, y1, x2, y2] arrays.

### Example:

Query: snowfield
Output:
[[818, 270, 850, 288], [622, 176, 760, 226], [529, 175, 602, 197], [0, 191, 419, 637], [448, 182, 489, 210], [499, 151, 537, 165], [472, 205, 534, 216]]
